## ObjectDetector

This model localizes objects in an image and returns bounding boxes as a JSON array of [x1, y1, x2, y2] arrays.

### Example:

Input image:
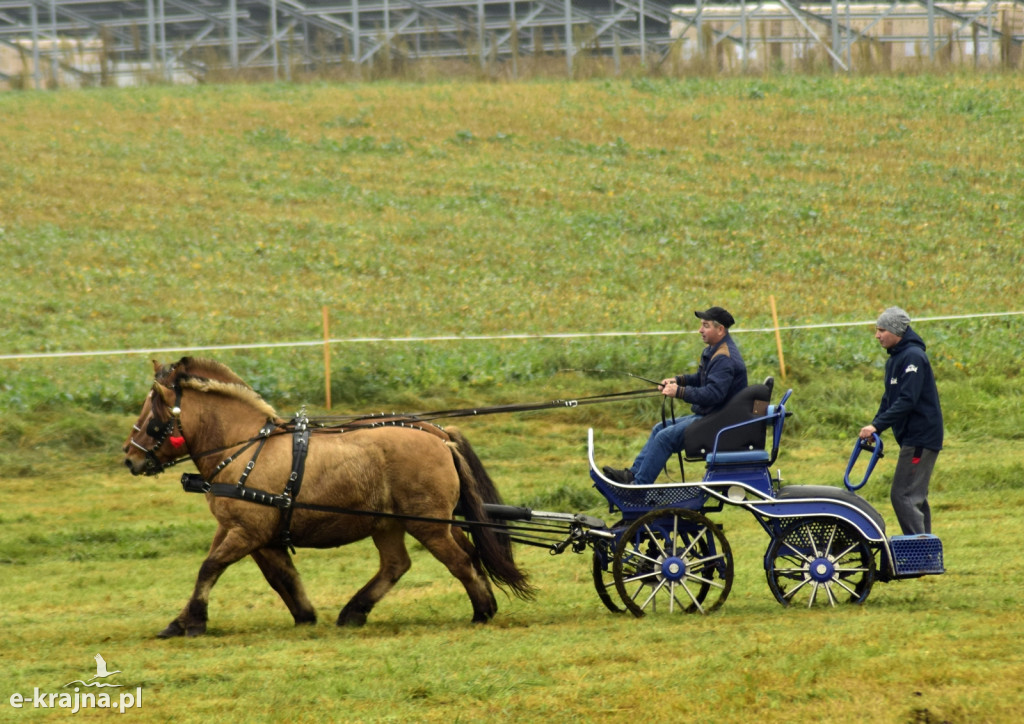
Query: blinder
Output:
[[146, 416, 167, 439]]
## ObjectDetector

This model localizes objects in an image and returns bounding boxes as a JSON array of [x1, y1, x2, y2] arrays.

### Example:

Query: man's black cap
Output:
[[694, 307, 735, 329]]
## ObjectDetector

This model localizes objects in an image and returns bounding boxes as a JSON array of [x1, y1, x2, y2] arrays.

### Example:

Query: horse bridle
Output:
[[130, 382, 286, 478], [129, 385, 188, 476]]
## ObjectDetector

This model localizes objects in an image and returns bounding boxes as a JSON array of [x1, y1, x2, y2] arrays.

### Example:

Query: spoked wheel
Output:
[[765, 518, 876, 607], [592, 540, 626, 614], [612, 508, 733, 617]]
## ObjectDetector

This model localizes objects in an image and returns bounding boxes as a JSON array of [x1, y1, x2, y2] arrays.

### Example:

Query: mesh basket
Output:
[[890, 534, 945, 576], [593, 477, 706, 514]]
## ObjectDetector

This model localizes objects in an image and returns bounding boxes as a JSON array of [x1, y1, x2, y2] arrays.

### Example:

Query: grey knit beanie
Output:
[[876, 307, 910, 336]]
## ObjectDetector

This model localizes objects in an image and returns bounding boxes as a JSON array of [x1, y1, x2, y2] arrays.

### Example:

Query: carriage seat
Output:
[[684, 379, 774, 463], [776, 485, 887, 533]]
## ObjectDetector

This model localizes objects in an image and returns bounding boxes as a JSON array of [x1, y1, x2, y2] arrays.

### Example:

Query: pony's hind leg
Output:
[[250, 547, 317, 626], [452, 525, 497, 608], [336, 524, 411, 628], [409, 523, 498, 624]]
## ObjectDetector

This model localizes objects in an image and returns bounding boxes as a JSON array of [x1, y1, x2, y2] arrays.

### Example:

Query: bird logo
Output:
[[64, 654, 124, 688]]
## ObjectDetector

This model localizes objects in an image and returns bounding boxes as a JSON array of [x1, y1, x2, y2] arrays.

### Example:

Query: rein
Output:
[[140, 380, 659, 551], [309, 387, 660, 426]]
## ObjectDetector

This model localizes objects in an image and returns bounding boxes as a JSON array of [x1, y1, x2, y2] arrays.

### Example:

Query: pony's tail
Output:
[[446, 426, 534, 601]]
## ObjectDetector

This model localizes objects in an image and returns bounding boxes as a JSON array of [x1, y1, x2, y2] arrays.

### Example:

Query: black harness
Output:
[[278, 416, 310, 551], [195, 414, 311, 551], [133, 385, 314, 550], [158, 386, 651, 553], [178, 416, 451, 551]]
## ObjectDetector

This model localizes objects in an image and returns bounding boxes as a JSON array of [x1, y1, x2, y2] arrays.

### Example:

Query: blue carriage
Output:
[[585, 379, 945, 616]]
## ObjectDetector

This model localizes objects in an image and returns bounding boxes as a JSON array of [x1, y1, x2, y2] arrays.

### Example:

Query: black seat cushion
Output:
[[684, 383, 772, 459]]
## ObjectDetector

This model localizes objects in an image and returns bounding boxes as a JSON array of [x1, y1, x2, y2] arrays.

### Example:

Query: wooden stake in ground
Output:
[[323, 305, 332, 410], [769, 295, 787, 381]]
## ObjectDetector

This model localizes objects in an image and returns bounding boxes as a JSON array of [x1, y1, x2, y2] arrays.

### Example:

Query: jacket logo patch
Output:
[[905, 364, 919, 374]]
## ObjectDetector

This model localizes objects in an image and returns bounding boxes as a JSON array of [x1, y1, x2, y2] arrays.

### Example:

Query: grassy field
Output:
[[3, 419, 1024, 723], [2, 75, 1024, 722]]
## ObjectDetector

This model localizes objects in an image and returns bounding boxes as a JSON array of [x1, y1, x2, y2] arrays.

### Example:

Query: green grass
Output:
[[3, 425, 1023, 722], [2, 75, 1024, 722]]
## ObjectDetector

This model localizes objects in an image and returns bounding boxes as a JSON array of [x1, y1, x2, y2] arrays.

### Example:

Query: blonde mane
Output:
[[173, 357, 280, 420], [178, 357, 249, 386], [180, 376, 280, 420]]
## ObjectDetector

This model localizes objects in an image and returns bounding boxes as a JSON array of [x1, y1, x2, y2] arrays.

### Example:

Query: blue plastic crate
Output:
[[890, 534, 945, 576]]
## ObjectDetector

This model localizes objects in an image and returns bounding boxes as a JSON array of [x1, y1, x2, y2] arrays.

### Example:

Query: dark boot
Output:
[[602, 466, 635, 484]]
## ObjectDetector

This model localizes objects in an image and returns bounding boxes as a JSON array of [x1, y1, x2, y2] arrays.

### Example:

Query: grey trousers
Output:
[[891, 445, 939, 535]]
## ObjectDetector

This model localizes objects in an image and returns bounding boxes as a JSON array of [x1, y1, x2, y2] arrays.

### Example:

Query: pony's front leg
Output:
[[158, 526, 255, 638], [250, 547, 317, 626]]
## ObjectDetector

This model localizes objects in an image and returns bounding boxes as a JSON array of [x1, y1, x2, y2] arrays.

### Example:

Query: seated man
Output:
[[603, 306, 748, 485]]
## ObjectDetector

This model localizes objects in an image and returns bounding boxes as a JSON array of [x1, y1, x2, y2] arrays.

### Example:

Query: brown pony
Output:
[[123, 357, 532, 637]]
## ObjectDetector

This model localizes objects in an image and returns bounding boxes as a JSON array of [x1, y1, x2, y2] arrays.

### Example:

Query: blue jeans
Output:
[[630, 414, 702, 485]]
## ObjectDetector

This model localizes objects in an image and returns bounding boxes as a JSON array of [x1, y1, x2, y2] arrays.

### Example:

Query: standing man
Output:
[[859, 307, 943, 535], [603, 306, 747, 486]]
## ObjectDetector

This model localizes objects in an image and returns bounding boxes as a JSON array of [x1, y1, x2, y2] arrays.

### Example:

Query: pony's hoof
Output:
[[157, 621, 185, 639], [336, 611, 367, 628], [471, 602, 497, 623], [185, 624, 207, 637]]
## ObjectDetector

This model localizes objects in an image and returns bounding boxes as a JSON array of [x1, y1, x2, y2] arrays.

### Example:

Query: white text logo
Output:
[[7, 654, 142, 715]]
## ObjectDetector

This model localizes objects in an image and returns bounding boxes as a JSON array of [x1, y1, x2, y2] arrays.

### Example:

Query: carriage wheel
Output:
[[612, 508, 733, 618], [592, 540, 626, 614], [765, 518, 875, 608]]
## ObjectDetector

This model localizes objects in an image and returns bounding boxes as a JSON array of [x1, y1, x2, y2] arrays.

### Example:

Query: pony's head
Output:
[[123, 359, 190, 476], [123, 357, 278, 476]]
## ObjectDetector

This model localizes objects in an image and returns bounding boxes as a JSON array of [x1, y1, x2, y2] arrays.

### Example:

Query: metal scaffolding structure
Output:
[[1, 0, 1022, 87], [671, 1, 1024, 72]]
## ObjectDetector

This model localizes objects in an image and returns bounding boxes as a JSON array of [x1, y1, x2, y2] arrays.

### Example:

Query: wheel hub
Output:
[[660, 556, 687, 582], [808, 557, 835, 582]]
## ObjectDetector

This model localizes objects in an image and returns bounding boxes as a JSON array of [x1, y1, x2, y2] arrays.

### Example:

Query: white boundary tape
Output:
[[1, 311, 1021, 362]]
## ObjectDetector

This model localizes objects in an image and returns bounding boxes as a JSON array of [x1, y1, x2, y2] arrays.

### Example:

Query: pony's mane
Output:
[[176, 357, 250, 386], [171, 357, 280, 420], [180, 377, 280, 419]]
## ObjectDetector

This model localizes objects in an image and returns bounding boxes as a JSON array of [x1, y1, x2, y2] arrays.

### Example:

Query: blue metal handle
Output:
[[844, 433, 883, 491]]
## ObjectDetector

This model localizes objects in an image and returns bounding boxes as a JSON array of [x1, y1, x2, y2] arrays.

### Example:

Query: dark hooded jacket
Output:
[[676, 333, 748, 416], [872, 325, 943, 451]]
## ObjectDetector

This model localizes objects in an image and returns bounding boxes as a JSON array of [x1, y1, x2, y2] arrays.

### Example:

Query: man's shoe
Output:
[[602, 466, 634, 484]]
